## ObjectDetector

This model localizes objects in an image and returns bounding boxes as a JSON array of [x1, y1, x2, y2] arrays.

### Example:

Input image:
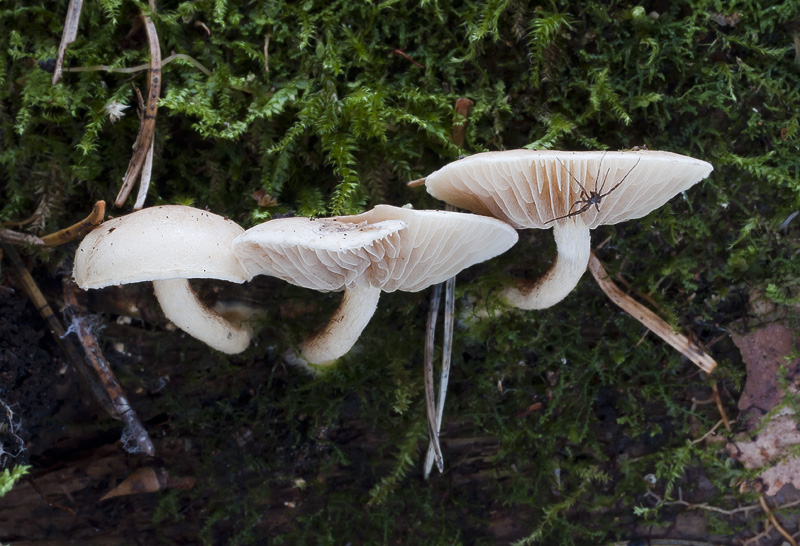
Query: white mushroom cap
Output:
[[75, 205, 249, 288], [233, 205, 518, 364], [74, 205, 253, 354], [423, 150, 713, 310]]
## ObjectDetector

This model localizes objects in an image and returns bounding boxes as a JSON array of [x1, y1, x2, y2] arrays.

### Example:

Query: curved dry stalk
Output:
[[41, 201, 105, 247], [588, 252, 717, 374], [424, 275, 455, 479], [424, 284, 443, 471]]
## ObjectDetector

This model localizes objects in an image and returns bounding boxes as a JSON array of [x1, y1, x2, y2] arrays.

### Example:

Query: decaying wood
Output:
[[63, 281, 155, 456], [115, 14, 162, 208], [588, 252, 717, 374], [40, 201, 105, 247], [52, 0, 83, 85]]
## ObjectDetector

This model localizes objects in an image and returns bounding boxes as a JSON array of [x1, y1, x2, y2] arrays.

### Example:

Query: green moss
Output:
[[3, 0, 800, 543]]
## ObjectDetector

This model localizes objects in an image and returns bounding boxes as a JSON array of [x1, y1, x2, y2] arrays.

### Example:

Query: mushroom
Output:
[[74, 205, 253, 354], [232, 205, 518, 364], [423, 150, 713, 309]]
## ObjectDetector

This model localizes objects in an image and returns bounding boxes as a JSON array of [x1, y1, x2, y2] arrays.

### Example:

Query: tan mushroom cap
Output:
[[232, 215, 407, 292], [423, 149, 713, 310], [424, 150, 713, 229], [75, 205, 250, 288], [74, 205, 253, 354], [233, 205, 519, 293]]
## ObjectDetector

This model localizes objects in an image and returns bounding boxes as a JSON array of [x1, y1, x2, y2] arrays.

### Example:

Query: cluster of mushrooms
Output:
[[74, 150, 713, 365]]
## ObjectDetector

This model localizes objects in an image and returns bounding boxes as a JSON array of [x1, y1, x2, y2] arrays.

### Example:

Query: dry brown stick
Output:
[[63, 281, 155, 456], [451, 98, 474, 149], [758, 495, 798, 546], [40, 201, 105, 247], [52, 0, 83, 85], [588, 253, 717, 374], [0, 243, 116, 416], [0, 228, 44, 246], [115, 14, 162, 208]]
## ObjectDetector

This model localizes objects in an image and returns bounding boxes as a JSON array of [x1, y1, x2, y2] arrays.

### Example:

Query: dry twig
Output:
[[588, 253, 717, 374], [115, 14, 161, 208]]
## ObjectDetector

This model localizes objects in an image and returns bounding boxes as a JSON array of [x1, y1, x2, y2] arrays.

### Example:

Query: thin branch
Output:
[[588, 253, 717, 374], [63, 281, 155, 456], [40, 201, 105, 247], [115, 13, 162, 208], [52, 0, 83, 85], [689, 418, 736, 445], [392, 48, 424, 69]]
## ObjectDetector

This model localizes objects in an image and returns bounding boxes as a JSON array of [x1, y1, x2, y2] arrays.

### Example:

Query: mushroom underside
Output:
[[500, 216, 591, 310]]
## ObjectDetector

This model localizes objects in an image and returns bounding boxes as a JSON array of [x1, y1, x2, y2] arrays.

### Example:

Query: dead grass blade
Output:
[[52, 0, 83, 85], [424, 283, 444, 472], [588, 252, 717, 374]]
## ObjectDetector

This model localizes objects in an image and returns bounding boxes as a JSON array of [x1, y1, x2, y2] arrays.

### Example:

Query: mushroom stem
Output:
[[300, 284, 382, 365], [500, 216, 591, 310], [152, 278, 252, 354]]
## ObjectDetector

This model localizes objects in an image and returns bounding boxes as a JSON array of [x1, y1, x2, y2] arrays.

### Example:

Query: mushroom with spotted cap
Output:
[[74, 205, 253, 354], [423, 150, 713, 309], [233, 204, 518, 364]]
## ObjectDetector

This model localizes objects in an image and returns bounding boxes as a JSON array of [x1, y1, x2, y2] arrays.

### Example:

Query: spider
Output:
[[545, 155, 642, 224]]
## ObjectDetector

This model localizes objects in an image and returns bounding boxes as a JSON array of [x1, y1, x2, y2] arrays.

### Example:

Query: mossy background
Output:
[[2, 0, 800, 544]]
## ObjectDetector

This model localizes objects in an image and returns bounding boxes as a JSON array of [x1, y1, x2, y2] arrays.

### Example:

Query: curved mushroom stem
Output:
[[300, 284, 382, 365], [500, 216, 591, 310], [152, 278, 253, 354]]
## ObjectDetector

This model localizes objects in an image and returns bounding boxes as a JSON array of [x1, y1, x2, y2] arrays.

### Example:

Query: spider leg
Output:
[[544, 201, 592, 224], [557, 158, 590, 200], [600, 156, 642, 199]]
